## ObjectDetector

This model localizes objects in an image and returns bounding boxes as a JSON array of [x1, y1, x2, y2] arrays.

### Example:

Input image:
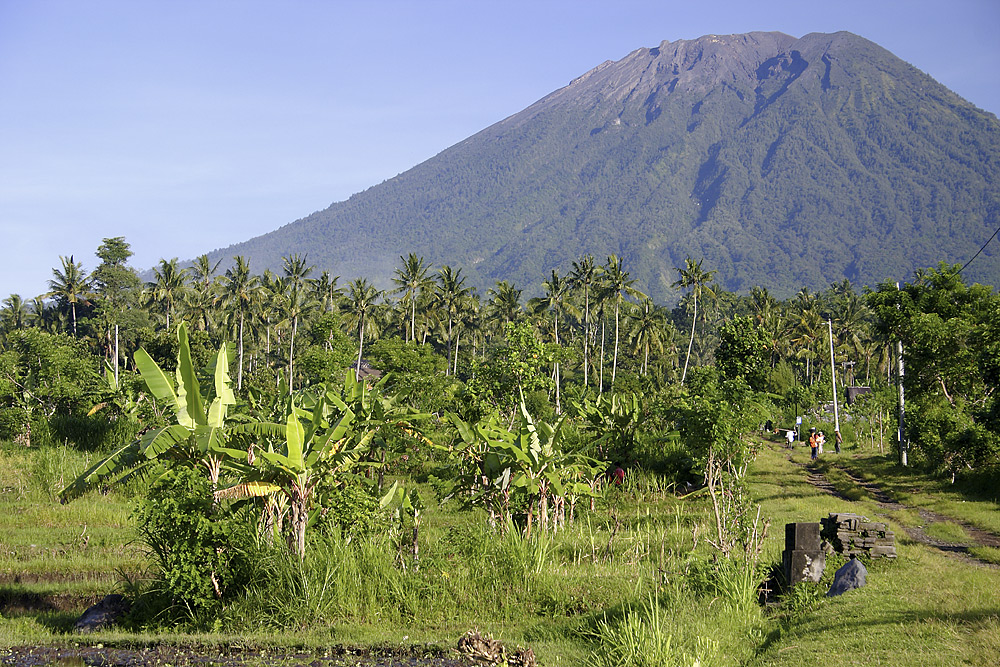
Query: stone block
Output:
[[784, 549, 826, 584], [785, 522, 821, 551]]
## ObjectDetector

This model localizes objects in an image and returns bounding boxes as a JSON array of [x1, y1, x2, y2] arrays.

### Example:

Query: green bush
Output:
[[0, 407, 29, 442], [315, 482, 383, 539], [132, 467, 259, 623]]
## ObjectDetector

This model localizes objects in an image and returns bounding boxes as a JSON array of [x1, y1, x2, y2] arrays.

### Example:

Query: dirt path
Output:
[[776, 443, 1000, 568]]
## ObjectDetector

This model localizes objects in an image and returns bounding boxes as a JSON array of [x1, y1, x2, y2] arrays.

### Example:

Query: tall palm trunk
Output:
[[599, 317, 606, 394], [611, 299, 621, 389], [288, 315, 298, 389], [356, 314, 366, 382], [681, 294, 697, 385], [410, 298, 417, 344], [554, 316, 561, 414], [446, 317, 453, 376], [583, 286, 590, 388], [237, 311, 245, 390]]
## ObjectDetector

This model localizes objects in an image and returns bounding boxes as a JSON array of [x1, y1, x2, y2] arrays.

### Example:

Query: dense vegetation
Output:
[[206, 31, 1000, 301], [2, 239, 998, 664]]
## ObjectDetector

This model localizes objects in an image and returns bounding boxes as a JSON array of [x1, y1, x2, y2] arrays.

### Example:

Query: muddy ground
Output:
[[0, 644, 480, 667]]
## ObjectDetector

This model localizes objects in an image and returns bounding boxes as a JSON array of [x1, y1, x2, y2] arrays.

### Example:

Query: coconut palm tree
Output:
[[628, 297, 672, 376], [250, 270, 278, 363], [790, 303, 824, 384], [529, 270, 579, 413], [46, 255, 92, 337], [569, 254, 599, 388], [488, 280, 523, 326], [312, 271, 342, 315], [434, 265, 472, 375], [184, 255, 221, 333], [603, 255, 643, 390], [672, 257, 718, 385], [1, 294, 29, 333], [392, 253, 433, 343], [346, 279, 382, 381], [281, 255, 316, 387], [147, 258, 189, 331], [220, 256, 258, 390]]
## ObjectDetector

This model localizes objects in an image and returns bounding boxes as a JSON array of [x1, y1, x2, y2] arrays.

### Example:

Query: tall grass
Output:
[[587, 594, 711, 667], [232, 521, 563, 631]]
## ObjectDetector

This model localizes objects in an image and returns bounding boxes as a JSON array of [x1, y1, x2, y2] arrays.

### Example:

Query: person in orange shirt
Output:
[[808, 427, 819, 460]]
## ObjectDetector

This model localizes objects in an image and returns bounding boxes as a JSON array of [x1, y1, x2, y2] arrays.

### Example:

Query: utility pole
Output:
[[896, 282, 908, 467], [827, 319, 840, 435]]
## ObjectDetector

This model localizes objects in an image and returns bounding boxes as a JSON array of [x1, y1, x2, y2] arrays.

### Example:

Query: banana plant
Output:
[[380, 483, 425, 571], [60, 322, 249, 502], [449, 398, 571, 536], [573, 391, 646, 462], [340, 373, 432, 492], [449, 410, 518, 528], [216, 380, 377, 559], [258, 390, 365, 559]]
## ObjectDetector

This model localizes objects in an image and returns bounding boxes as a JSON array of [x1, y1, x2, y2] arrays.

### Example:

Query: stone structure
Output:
[[783, 522, 825, 585], [821, 512, 896, 558]]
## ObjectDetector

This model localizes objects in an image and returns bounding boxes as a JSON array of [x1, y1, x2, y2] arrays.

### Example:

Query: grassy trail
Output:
[[749, 439, 1000, 667]]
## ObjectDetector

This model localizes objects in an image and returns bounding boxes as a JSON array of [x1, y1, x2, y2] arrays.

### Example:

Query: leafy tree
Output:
[[715, 315, 770, 391], [92, 238, 145, 385], [867, 264, 1000, 474], [465, 321, 551, 420], [0, 329, 103, 444], [133, 466, 257, 618]]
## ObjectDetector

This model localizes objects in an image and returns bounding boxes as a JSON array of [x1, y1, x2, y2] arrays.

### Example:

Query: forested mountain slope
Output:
[[203, 31, 1000, 300]]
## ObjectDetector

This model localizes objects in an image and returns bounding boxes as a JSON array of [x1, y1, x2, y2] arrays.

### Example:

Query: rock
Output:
[[74, 594, 130, 633], [457, 629, 535, 666], [827, 557, 867, 597]]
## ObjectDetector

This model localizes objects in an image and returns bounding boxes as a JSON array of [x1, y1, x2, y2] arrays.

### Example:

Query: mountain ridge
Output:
[[200, 31, 1000, 301]]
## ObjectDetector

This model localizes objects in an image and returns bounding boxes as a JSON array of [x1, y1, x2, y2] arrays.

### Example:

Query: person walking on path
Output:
[[809, 427, 819, 460], [786, 428, 796, 448]]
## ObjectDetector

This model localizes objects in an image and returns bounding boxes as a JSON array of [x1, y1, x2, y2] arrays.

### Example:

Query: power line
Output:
[[958, 221, 1000, 274]]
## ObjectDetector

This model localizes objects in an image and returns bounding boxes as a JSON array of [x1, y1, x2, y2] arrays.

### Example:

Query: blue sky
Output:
[[2, 0, 998, 299]]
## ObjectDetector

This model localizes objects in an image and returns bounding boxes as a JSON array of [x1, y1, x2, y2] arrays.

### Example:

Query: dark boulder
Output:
[[74, 594, 130, 633], [827, 557, 867, 597]]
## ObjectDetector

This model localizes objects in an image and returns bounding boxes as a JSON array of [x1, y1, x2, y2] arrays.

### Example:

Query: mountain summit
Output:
[[206, 31, 1000, 300]]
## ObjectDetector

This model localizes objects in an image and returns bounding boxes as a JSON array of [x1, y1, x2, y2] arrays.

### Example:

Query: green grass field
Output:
[[2, 437, 998, 666]]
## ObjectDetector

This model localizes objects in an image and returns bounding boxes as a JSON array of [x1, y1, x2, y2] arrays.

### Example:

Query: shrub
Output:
[[315, 482, 383, 539], [132, 467, 258, 623]]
